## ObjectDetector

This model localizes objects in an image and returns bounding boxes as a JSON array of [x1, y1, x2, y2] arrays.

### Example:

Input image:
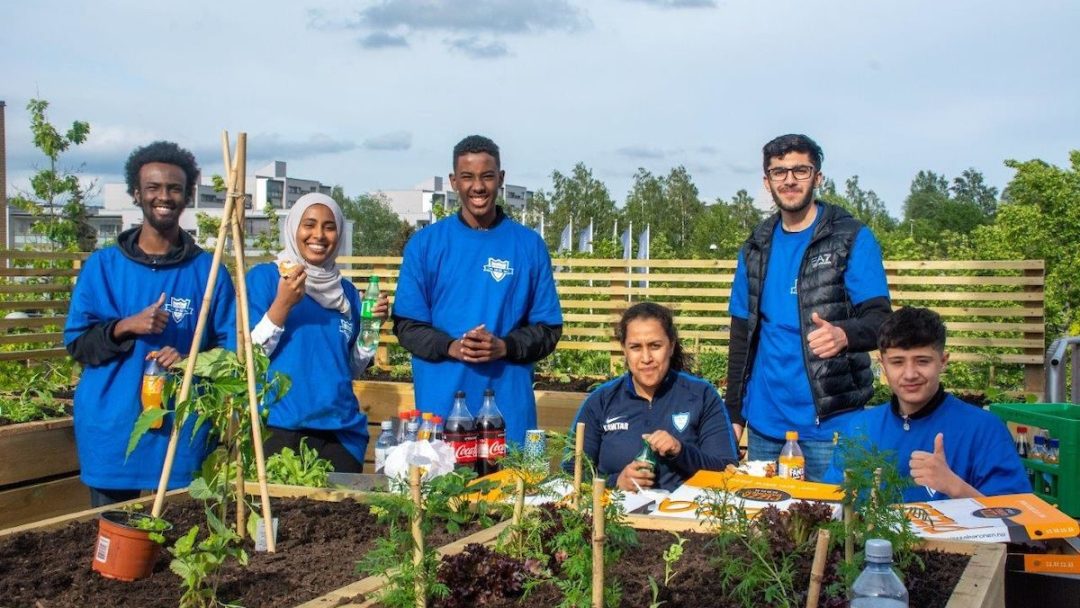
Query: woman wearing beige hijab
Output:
[[247, 193, 388, 471]]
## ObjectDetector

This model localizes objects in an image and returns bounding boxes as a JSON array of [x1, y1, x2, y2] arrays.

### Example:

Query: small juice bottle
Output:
[[140, 353, 166, 429], [778, 431, 805, 480]]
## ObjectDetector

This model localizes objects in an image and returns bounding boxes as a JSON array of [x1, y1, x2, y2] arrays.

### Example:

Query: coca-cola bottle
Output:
[[444, 391, 477, 470], [476, 388, 506, 477]]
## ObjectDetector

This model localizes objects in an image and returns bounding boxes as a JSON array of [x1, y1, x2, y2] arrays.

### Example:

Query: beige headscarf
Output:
[[276, 192, 349, 314]]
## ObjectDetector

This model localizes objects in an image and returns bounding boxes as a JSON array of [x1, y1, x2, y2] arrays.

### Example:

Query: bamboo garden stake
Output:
[[512, 475, 526, 547], [573, 421, 585, 509], [806, 528, 831, 608], [150, 144, 237, 518], [591, 477, 605, 608], [410, 465, 426, 608], [223, 133, 275, 552], [843, 470, 854, 564]]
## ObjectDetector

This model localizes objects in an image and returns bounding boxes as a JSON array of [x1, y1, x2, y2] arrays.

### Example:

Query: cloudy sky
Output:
[[3, 0, 1077, 214]]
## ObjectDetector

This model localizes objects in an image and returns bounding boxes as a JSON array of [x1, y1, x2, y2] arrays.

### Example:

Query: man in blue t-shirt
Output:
[[64, 141, 235, 507], [824, 307, 1030, 501], [392, 135, 563, 445], [726, 134, 891, 481]]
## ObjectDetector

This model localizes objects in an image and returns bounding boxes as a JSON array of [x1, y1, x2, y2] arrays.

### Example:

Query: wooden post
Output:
[[1022, 263, 1045, 399], [573, 422, 585, 510], [843, 470, 854, 564], [806, 529, 831, 608], [410, 465, 426, 608], [591, 477, 605, 608]]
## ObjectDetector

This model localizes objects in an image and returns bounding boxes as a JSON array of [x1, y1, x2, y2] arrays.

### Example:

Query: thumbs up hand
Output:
[[910, 433, 962, 498], [115, 292, 171, 339], [806, 311, 848, 358]]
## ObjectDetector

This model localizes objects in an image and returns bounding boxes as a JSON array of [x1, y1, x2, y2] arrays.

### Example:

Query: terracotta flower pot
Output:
[[91, 510, 167, 582]]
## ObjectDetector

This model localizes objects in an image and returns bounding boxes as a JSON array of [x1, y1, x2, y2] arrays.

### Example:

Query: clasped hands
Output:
[[449, 324, 507, 363]]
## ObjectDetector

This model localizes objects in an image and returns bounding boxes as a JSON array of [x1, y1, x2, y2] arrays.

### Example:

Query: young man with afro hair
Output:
[[65, 141, 236, 506]]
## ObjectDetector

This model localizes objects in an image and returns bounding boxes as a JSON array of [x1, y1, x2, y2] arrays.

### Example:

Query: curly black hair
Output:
[[124, 140, 200, 200], [878, 306, 947, 353], [616, 302, 687, 372], [762, 133, 824, 172], [452, 135, 500, 170]]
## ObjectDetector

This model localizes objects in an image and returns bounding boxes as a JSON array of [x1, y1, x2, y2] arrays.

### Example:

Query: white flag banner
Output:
[[578, 219, 594, 254], [558, 221, 573, 253], [637, 224, 650, 288], [620, 221, 633, 261]]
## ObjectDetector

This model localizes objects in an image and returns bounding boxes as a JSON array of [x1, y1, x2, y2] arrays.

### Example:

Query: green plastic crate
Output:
[[989, 403, 1080, 517]]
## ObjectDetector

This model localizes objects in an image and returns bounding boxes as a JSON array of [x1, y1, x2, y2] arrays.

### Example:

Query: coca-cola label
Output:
[[479, 430, 506, 460], [447, 434, 477, 464]]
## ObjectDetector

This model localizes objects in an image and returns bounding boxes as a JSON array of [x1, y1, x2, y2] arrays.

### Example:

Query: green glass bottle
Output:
[[634, 438, 658, 470]]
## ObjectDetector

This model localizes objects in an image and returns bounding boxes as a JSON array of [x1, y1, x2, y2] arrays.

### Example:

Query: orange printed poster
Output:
[[651, 470, 844, 520], [903, 493, 1080, 543]]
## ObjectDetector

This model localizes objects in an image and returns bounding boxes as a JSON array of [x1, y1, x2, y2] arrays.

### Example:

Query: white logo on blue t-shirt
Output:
[[672, 412, 689, 432], [164, 297, 193, 323], [339, 318, 353, 340], [483, 258, 514, 282]]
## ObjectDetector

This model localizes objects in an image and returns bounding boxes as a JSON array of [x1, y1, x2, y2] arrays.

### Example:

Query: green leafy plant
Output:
[[127, 346, 289, 608], [168, 477, 249, 608], [647, 533, 687, 608], [263, 437, 334, 487], [0, 386, 68, 424], [358, 467, 502, 608], [119, 503, 172, 545]]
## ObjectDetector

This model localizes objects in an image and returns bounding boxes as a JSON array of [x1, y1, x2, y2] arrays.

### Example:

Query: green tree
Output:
[[545, 163, 617, 248], [820, 175, 895, 234], [9, 99, 96, 251], [969, 153, 1080, 336], [661, 166, 705, 252], [688, 190, 764, 258], [338, 190, 412, 256], [622, 168, 664, 245], [951, 168, 999, 218]]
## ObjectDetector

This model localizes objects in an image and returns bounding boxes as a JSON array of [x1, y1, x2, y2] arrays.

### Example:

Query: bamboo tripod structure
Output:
[[150, 132, 276, 552]]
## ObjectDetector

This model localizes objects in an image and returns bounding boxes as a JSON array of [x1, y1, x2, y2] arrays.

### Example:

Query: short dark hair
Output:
[[452, 135, 500, 170], [878, 307, 947, 353], [125, 141, 200, 200], [762, 134, 824, 172], [616, 302, 687, 372]]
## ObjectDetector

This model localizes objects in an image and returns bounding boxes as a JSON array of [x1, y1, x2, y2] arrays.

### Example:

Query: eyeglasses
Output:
[[766, 165, 815, 182]]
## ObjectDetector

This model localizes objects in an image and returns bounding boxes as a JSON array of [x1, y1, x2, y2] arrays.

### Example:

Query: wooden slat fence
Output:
[[0, 252, 1046, 394]]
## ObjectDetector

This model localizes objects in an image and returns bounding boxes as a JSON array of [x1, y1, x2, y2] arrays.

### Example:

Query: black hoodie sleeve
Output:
[[502, 323, 562, 364], [724, 316, 750, 427], [392, 315, 456, 362], [66, 320, 134, 366], [834, 296, 892, 353]]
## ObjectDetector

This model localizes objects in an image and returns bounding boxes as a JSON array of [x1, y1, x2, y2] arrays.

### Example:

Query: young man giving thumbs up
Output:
[[824, 307, 1030, 501]]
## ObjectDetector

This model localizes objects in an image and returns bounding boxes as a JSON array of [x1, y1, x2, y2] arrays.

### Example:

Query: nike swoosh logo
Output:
[[605, 416, 624, 425]]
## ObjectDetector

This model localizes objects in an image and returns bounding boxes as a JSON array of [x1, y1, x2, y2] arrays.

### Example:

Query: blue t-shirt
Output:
[[246, 263, 369, 461], [569, 371, 739, 491], [823, 393, 1031, 502], [64, 247, 236, 490], [393, 215, 563, 444], [729, 214, 888, 441]]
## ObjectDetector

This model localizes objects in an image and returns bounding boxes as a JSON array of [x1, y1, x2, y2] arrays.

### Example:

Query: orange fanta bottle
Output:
[[778, 431, 805, 480], [141, 354, 166, 429]]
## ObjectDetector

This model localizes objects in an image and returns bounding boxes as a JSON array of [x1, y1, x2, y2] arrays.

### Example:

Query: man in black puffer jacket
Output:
[[725, 134, 891, 481]]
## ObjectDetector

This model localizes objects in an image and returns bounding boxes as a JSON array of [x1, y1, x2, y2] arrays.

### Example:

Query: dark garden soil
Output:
[[428, 530, 971, 608], [0, 497, 480, 608]]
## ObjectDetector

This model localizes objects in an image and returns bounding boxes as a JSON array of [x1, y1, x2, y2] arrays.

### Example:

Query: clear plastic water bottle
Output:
[[360, 276, 381, 349], [851, 539, 909, 607], [404, 419, 420, 443], [374, 421, 396, 474]]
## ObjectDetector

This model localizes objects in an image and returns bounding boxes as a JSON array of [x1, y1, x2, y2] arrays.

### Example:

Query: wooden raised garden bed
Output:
[[0, 415, 86, 529], [0, 483, 509, 608]]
